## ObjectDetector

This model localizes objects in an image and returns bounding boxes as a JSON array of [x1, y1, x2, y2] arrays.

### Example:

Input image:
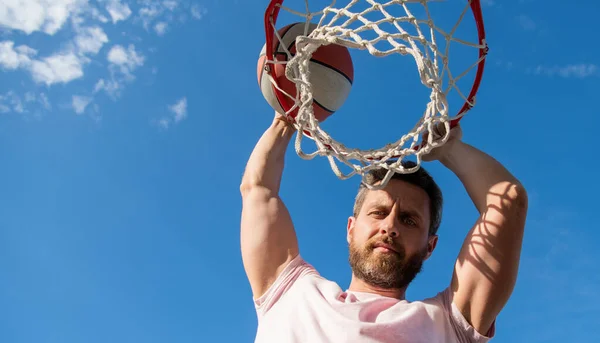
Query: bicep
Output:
[[451, 183, 528, 335], [240, 186, 299, 299]]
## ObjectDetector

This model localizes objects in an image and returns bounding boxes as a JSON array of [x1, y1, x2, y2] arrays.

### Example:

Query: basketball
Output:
[[257, 22, 354, 122]]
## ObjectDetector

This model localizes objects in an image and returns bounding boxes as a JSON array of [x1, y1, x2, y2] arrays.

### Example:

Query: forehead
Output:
[[362, 180, 430, 212]]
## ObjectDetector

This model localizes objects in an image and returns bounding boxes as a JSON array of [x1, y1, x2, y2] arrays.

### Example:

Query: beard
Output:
[[348, 235, 429, 290]]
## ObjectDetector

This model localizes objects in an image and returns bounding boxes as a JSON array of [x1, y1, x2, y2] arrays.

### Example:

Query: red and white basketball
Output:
[[257, 22, 354, 122]]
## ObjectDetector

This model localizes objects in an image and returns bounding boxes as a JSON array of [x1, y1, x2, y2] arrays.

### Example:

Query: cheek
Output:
[[402, 231, 429, 253], [353, 220, 378, 240]]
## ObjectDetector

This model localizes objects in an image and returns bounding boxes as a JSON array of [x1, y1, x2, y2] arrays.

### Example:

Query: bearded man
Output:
[[240, 113, 528, 343]]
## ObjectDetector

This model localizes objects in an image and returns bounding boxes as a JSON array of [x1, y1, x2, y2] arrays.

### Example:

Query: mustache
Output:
[[367, 235, 403, 253]]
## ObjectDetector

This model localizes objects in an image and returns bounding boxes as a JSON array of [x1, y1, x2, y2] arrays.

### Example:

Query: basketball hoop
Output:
[[261, 0, 488, 189]]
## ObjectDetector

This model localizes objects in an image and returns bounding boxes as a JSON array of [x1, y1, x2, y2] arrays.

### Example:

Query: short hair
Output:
[[352, 161, 443, 236]]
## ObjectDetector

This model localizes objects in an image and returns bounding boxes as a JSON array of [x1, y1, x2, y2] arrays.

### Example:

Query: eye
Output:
[[401, 215, 418, 227], [369, 210, 387, 217]]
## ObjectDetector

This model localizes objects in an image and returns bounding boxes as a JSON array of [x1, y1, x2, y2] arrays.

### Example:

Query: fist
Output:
[[421, 122, 463, 162]]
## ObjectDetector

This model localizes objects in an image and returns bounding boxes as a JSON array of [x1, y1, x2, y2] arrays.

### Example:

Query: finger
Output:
[[432, 122, 447, 140]]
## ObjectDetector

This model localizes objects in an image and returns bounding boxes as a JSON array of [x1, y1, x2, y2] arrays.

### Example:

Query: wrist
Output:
[[271, 116, 295, 138], [438, 140, 470, 176]]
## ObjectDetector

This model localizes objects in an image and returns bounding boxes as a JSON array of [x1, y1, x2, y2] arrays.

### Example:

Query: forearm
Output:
[[239, 116, 299, 298], [440, 141, 525, 213], [240, 117, 295, 195], [445, 140, 528, 334]]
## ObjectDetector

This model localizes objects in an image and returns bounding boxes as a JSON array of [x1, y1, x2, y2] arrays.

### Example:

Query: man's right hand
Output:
[[239, 112, 299, 299]]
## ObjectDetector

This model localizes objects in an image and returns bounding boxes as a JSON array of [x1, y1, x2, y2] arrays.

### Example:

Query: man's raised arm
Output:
[[438, 130, 528, 335], [240, 113, 299, 299]]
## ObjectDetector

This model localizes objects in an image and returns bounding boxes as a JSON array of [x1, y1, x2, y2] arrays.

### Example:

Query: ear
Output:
[[424, 234, 438, 260], [346, 216, 356, 244]]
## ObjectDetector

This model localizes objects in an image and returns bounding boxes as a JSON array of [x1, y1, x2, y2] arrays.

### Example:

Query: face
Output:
[[347, 180, 438, 289]]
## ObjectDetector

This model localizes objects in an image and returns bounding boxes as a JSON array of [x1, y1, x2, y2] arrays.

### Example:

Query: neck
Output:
[[347, 275, 407, 300]]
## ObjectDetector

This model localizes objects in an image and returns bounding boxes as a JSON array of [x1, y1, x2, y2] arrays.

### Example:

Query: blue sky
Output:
[[1, 0, 599, 342]]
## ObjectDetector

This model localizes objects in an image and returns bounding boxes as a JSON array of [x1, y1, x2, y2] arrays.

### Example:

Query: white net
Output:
[[264, 0, 488, 189]]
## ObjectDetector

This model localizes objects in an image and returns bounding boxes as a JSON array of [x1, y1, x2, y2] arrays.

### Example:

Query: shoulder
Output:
[[420, 288, 496, 343], [253, 254, 325, 316]]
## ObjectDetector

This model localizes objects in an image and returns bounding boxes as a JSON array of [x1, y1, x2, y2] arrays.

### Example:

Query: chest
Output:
[[256, 288, 456, 343]]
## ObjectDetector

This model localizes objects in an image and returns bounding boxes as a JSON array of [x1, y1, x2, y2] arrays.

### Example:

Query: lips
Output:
[[373, 242, 399, 254]]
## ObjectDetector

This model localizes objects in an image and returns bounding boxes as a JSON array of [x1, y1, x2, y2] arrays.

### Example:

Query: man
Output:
[[240, 112, 528, 342]]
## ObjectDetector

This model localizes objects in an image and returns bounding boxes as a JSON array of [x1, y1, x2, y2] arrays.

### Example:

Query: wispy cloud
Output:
[[517, 14, 537, 31], [94, 44, 145, 99], [137, 0, 178, 31], [191, 5, 207, 20], [494, 59, 514, 71], [105, 0, 132, 24], [170, 97, 187, 122], [72, 95, 93, 114], [154, 22, 168, 36], [155, 97, 188, 129], [0, 91, 24, 114], [0, 91, 50, 117], [533, 64, 599, 78], [0, 12, 109, 87], [107, 44, 145, 75], [0, 0, 207, 117]]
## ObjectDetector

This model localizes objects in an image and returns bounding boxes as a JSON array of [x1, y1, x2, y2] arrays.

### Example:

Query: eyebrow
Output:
[[367, 200, 424, 221], [400, 208, 424, 221]]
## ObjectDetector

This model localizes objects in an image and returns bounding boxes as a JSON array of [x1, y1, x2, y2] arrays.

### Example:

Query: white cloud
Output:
[[1, 36, 96, 86], [163, 0, 178, 11], [0, 2, 110, 88], [107, 45, 129, 64], [0, 41, 36, 69], [94, 78, 120, 95], [105, 0, 132, 23], [155, 97, 187, 129], [24, 92, 52, 111], [0, 91, 49, 114], [0, 0, 84, 35], [169, 97, 187, 122], [0, 0, 206, 120], [137, 0, 186, 32], [191, 5, 206, 19], [138, 4, 162, 29], [72, 95, 92, 114], [16, 45, 38, 57], [89, 6, 109, 23], [12, 96, 24, 113], [30, 52, 86, 85], [154, 22, 168, 36], [95, 44, 145, 98], [39, 93, 51, 109], [0, 91, 23, 113], [156, 117, 170, 129], [74, 26, 109, 55], [534, 64, 599, 78], [107, 44, 144, 73]]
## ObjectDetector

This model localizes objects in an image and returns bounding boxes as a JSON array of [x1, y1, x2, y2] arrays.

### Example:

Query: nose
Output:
[[379, 217, 400, 237]]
